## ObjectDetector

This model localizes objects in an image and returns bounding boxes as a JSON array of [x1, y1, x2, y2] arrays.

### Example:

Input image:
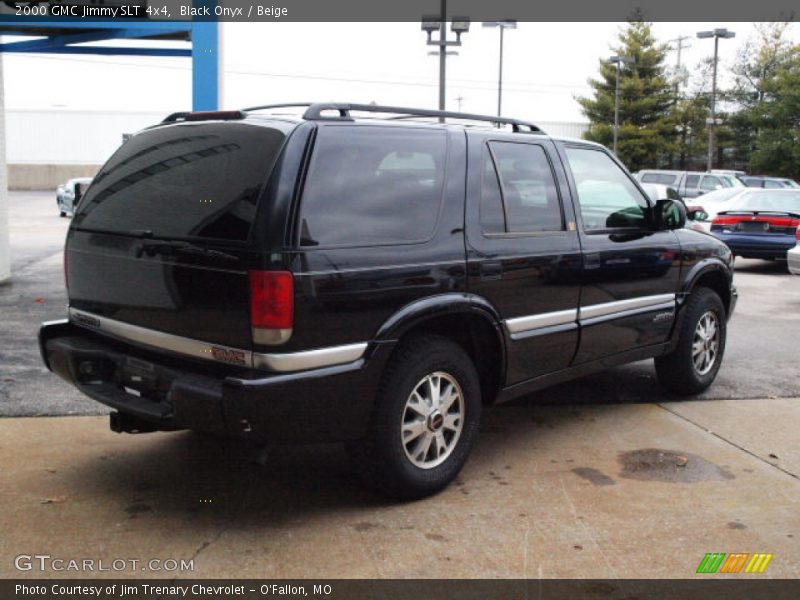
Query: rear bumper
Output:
[[39, 320, 391, 443], [712, 231, 796, 259]]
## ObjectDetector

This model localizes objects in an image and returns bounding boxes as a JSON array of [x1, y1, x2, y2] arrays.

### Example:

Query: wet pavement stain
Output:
[[572, 467, 616, 486], [728, 521, 747, 530], [618, 449, 735, 483], [425, 533, 447, 542]]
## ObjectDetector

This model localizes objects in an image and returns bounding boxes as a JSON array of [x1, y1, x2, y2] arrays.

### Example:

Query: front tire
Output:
[[655, 287, 726, 395], [348, 335, 481, 500]]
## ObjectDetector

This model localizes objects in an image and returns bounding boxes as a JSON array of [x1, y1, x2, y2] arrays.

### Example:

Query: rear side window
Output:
[[298, 126, 447, 246], [685, 174, 701, 189], [641, 173, 677, 185], [480, 142, 564, 233], [73, 122, 285, 241]]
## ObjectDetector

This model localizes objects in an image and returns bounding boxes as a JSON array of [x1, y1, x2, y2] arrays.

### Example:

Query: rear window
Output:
[[298, 126, 447, 246], [725, 191, 800, 213], [73, 122, 286, 241]]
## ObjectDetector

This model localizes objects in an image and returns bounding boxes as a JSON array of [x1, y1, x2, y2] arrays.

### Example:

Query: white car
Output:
[[57, 177, 93, 217], [789, 243, 800, 274], [685, 187, 750, 232]]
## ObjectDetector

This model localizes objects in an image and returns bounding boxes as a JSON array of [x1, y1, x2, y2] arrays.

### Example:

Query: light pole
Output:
[[608, 55, 633, 156], [422, 2, 470, 122], [697, 28, 735, 171], [482, 20, 517, 123]]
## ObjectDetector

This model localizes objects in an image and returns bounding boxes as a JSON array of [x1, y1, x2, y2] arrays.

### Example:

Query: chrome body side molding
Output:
[[68, 308, 368, 373]]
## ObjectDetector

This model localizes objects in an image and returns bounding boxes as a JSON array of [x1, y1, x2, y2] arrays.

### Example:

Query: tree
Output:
[[727, 23, 795, 170], [577, 21, 675, 171], [748, 49, 800, 178]]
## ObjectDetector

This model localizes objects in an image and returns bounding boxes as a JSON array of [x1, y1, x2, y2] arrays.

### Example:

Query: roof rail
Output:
[[240, 102, 314, 112], [301, 103, 544, 133], [162, 110, 246, 123]]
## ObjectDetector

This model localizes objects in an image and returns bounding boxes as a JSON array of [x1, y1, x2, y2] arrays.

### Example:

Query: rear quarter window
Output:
[[298, 126, 447, 247]]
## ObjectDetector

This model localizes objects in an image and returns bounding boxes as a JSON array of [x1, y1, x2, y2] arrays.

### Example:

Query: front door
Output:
[[557, 143, 682, 365], [465, 134, 583, 385]]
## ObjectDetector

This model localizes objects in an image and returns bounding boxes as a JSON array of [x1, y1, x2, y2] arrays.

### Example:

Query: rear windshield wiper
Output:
[[136, 240, 238, 262]]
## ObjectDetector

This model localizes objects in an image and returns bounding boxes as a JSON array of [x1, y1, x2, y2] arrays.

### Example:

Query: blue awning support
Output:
[[0, 16, 219, 110]]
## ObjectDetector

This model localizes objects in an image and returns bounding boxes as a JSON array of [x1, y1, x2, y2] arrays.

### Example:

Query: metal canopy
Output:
[[0, 19, 218, 110]]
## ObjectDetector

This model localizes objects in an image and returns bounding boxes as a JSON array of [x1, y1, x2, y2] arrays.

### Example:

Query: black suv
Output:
[[39, 103, 737, 499]]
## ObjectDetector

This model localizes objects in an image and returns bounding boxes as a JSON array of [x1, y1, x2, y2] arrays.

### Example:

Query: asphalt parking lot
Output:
[[1, 191, 799, 579]]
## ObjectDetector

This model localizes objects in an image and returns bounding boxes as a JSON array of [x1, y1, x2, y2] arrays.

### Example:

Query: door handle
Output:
[[480, 261, 503, 281]]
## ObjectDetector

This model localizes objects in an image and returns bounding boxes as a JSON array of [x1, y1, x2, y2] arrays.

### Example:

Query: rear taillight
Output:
[[796, 224, 800, 241], [249, 271, 293, 345]]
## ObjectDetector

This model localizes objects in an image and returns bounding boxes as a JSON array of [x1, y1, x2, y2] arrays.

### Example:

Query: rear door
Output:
[[557, 143, 682, 364], [66, 120, 289, 356], [465, 133, 582, 384]]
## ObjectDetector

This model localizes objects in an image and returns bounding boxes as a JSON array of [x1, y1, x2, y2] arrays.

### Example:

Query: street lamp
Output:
[[697, 28, 735, 170], [421, 1, 470, 121], [608, 55, 634, 156], [482, 20, 517, 124]]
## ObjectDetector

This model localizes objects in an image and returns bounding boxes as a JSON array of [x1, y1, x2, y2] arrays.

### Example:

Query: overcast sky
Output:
[[3, 22, 797, 122]]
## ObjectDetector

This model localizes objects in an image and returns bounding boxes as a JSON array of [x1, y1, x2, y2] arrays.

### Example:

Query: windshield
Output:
[[723, 191, 800, 214], [73, 122, 286, 242]]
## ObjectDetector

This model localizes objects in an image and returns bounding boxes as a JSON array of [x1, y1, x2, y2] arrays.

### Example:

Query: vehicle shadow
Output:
[[59, 363, 677, 525]]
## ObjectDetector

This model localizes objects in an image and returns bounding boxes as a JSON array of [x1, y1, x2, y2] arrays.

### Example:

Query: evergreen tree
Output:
[[577, 21, 674, 171], [749, 49, 800, 178]]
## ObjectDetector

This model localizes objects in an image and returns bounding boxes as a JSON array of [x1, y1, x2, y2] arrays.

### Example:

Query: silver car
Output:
[[57, 177, 93, 217]]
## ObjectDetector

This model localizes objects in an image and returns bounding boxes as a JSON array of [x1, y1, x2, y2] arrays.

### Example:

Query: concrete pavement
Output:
[[1, 398, 798, 579]]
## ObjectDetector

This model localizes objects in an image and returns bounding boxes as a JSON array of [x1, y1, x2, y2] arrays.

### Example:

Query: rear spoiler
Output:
[[162, 110, 247, 123]]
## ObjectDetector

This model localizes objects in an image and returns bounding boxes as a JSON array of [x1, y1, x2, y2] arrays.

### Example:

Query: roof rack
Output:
[[240, 102, 314, 113], [244, 102, 544, 134]]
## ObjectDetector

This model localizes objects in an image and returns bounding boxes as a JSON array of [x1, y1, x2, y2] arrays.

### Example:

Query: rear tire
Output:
[[655, 287, 726, 395], [348, 335, 481, 500]]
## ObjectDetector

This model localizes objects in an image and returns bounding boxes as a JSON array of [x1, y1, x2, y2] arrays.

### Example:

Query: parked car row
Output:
[[633, 169, 799, 200]]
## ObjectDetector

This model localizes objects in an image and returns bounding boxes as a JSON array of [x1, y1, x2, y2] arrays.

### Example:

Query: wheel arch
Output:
[[682, 260, 733, 317], [374, 294, 507, 404]]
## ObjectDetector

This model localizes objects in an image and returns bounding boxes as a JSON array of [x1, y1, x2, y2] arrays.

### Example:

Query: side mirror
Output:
[[688, 209, 709, 222], [653, 198, 686, 231]]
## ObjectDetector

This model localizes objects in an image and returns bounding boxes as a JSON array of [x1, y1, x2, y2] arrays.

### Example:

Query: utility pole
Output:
[[482, 20, 517, 125], [697, 28, 735, 171], [608, 55, 634, 156], [421, 3, 470, 122], [455, 95, 464, 111], [669, 35, 691, 93]]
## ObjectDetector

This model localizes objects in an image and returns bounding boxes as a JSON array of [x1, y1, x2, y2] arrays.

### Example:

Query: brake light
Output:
[[249, 271, 293, 345], [712, 216, 738, 226]]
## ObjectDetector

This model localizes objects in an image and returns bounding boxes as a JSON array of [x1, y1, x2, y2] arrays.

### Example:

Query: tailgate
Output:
[[65, 119, 288, 357]]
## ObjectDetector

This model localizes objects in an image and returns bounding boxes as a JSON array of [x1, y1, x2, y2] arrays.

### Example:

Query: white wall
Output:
[[6, 109, 166, 164]]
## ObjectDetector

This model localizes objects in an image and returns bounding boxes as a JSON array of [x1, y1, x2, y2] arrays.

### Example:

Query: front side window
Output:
[[299, 126, 446, 246], [479, 142, 564, 233], [564, 146, 648, 231]]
